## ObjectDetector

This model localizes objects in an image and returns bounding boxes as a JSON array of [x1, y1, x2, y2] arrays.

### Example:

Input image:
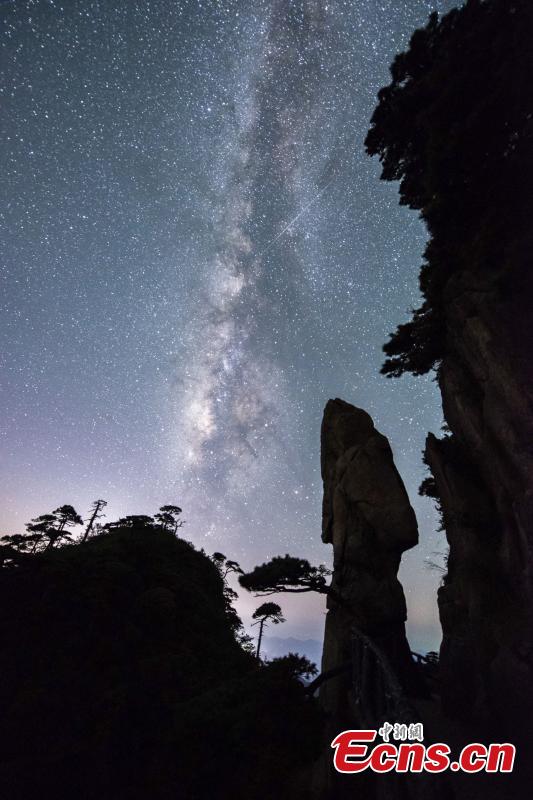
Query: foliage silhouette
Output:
[[82, 499, 107, 542], [102, 513, 155, 530], [211, 551, 244, 580], [365, 0, 533, 377], [239, 554, 331, 596], [17, 504, 84, 552], [252, 601, 285, 659], [154, 504, 183, 533], [268, 652, 318, 681]]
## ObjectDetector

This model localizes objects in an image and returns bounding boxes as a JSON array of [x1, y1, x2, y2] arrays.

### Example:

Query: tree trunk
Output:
[[82, 506, 99, 543], [256, 619, 265, 660]]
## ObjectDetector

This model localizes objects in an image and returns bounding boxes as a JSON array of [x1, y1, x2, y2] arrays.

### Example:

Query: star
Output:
[[1, 0, 456, 653]]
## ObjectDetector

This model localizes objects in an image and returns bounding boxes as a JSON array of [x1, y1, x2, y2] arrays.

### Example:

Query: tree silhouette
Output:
[[211, 551, 243, 581], [2, 503, 186, 557], [103, 515, 154, 531], [47, 505, 83, 549], [0, 533, 38, 564], [21, 506, 83, 551], [82, 499, 107, 543], [24, 513, 57, 552], [209, 552, 245, 636], [154, 505, 183, 534], [239, 555, 331, 596], [252, 602, 285, 660], [365, 0, 533, 377], [269, 653, 318, 681], [0, 534, 31, 553]]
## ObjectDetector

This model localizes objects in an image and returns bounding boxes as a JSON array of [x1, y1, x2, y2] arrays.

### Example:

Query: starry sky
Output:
[[1, 0, 457, 653]]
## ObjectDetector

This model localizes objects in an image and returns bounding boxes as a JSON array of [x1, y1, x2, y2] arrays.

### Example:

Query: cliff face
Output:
[[361, 0, 533, 766], [319, 398, 418, 729], [426, 275, 533, 735]]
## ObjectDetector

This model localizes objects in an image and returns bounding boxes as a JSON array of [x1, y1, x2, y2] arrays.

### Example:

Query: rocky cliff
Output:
[[424, 275, 533, 738], [362, 0, 533, 744], [319, 398, 419, 730]]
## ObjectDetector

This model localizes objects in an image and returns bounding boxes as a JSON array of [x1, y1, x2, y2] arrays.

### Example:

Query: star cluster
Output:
[[2, 0, 456, 649]]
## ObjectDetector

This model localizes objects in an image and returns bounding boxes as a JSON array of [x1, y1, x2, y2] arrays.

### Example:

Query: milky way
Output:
[[2, 0, 457, 649], [174, 4, 340, 485]]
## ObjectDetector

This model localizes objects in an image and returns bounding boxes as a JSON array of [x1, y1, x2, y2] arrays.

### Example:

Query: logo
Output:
[[331, 724, 515, 774]]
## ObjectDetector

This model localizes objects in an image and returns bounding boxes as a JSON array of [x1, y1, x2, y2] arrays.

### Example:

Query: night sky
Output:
[[1, 0, 456, 653]]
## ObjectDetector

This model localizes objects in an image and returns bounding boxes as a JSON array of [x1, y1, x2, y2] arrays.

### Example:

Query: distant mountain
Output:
[[261, 635, 323, 667]]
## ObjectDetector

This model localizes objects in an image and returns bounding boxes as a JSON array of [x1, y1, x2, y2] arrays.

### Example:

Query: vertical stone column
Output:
[[319, 398, 419, 729]]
